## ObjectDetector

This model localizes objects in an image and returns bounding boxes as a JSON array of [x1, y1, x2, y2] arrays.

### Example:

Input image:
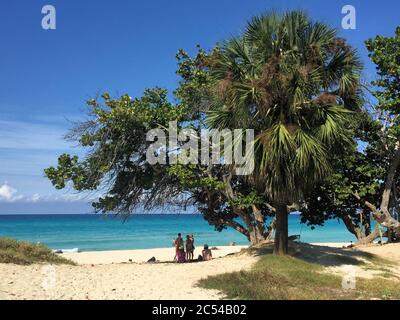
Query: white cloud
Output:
[[0, 116, 87, 202], [0, 183, 23, 202], [0, 183, 95, 203], [31, 193, 41, 202]]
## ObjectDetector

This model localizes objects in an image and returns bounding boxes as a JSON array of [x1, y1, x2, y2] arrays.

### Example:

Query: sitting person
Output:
[[202, 244, 212, 261]]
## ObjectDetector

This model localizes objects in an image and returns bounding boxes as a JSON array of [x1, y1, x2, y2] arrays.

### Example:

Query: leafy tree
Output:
[[203, 11, 362, 254], [45, 88, 186, 214], [301, 111, 386, 244], [172, 47, 277, 244], [45, 52, 276, 245], [301, 26, 400, 244], [45, 11, 363, 253], [365, 27, 400, 232]]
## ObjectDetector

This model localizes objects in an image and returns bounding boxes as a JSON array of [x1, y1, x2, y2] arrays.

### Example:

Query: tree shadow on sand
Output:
[[244, 241, 383, 267]]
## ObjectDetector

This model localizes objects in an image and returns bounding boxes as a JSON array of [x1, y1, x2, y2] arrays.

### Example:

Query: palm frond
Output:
[[205, 10, 362, 202]]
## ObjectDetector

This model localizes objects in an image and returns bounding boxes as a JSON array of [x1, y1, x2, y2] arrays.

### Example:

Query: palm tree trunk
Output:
[[274, 203, 288, 255]]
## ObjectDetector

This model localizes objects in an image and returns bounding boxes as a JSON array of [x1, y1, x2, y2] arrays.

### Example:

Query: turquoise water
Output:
[[0, 214, 356, 251]]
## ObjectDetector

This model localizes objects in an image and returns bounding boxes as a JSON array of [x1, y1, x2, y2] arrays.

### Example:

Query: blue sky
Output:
[[0, 0, 399, 213]]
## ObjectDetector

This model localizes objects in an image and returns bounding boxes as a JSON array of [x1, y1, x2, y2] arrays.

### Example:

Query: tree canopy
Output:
[[203, 11, 362, 253], [301, 26, 400, 243], [45, 11, 400, 253]]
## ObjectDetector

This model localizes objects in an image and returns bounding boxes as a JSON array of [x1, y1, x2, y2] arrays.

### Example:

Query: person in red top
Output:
[[174, 233, 185, 263]]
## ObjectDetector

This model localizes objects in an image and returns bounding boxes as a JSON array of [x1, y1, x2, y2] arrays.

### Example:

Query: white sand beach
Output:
[[59, 243, 351, 265], [1, 242, 399, 300], [61, 245, 247, 265], [0, 245, 255, 300]]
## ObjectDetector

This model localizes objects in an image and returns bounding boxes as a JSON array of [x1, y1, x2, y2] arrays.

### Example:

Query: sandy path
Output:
[[0, 247, 257, 300]]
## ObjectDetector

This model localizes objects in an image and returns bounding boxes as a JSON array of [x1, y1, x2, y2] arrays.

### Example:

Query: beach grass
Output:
[[198, 254, 400, 300], [0, 237, 75, 265]]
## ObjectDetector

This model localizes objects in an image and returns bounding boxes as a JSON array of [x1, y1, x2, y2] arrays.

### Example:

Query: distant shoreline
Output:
[[56, 240, 351, 253]]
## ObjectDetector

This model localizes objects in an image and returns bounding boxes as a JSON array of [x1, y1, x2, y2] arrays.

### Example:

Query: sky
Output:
[[0, 0, 399, 214]]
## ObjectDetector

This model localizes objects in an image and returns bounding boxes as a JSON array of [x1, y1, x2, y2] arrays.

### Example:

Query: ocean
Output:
[[0, 214, 356, 251]]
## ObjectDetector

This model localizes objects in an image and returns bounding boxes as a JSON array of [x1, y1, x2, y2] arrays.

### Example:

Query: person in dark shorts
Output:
[[185, 234, 194, 261]]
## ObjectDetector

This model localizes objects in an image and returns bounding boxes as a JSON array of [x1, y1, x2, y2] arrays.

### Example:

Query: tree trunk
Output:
[[341, 213, 380, 246], [354, 224, 382, 246], [250, 204, 268, 244], [341, 214, 359, 238], [226, 220, 249, 238], [353, 193, 400, 240], [222, 173, 269, 245], [274, 203, 288, 255], [249, 227, 266, 245], [266, 217, 276, 241], [363, 213, 371, 236], [349, 143, 400, 243], [375, 143, 400, 232], [380, 145, 400, 213]]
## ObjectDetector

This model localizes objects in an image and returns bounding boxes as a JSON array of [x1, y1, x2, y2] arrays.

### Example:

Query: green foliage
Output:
[[44, 154, 92, 190], [301, 111, 386, 231], [366, 27, 400, 116], [229, 191, 264, 209], [44, 38, 275, 238], [0, 237, 75, 265], [167, 164, 225, 190], [174, 46, 214, 120], [44, 11, 374, 244], [45, 88, 185, 214], [206, 11, 362, 203], [302, 26, 400, 236]]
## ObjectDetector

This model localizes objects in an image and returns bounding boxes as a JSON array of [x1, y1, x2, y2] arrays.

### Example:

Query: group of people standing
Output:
[[173, 233, 194, 263], [173, 233, 212, 263]]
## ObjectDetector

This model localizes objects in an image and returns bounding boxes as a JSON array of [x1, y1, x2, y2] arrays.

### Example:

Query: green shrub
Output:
[[0, 237, 75, 265]]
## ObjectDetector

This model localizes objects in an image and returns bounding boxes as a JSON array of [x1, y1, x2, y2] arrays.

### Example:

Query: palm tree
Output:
[[206, 11, 362, 254]]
